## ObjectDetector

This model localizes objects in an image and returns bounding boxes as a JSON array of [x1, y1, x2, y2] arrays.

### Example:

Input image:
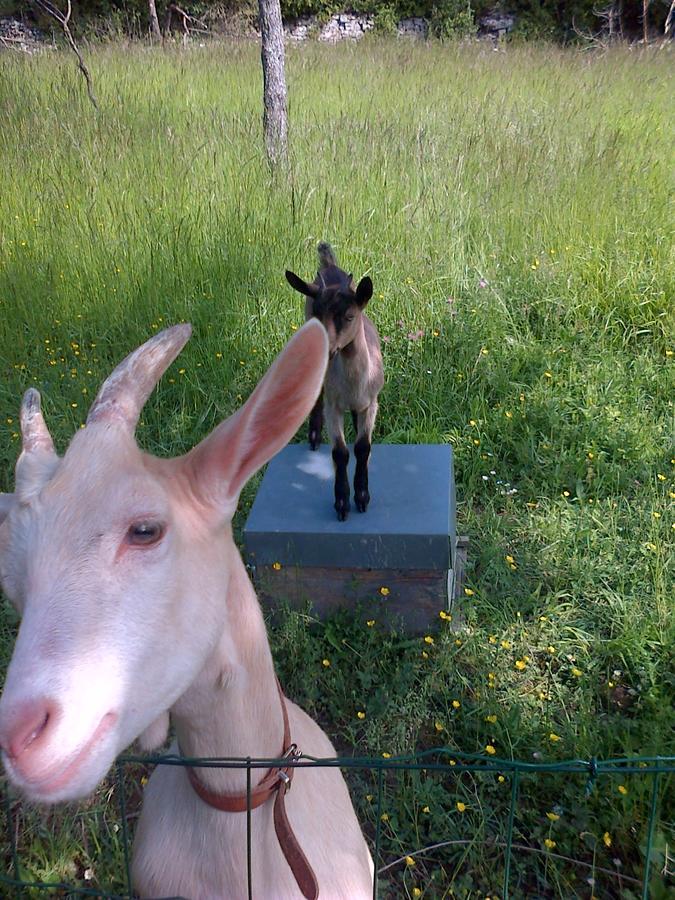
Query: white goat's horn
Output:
[[20, 388, 56, 456], [87, 323, 192, 430]]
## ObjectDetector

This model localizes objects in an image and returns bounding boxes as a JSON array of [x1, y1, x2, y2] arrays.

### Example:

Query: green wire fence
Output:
[[2, 749, 673, 899]]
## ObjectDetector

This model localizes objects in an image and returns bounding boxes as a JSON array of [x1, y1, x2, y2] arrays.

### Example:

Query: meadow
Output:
[[0, 36, 673, 898]]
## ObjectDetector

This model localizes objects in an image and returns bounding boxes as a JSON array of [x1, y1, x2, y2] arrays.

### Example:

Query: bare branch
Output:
[[665, 0, 675, 36], [31, 0, 98, 110]]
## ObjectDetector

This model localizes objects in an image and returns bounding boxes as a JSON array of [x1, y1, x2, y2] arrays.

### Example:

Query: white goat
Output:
[[0, 321, 373, 899]]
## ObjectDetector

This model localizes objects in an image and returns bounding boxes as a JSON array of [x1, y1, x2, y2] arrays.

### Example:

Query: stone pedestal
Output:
[[244, 444, 460, 632]]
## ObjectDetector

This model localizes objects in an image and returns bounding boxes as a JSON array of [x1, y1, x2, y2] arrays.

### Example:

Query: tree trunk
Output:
[[148, 0, 162, 40], [258, 0, 288, 168], [643, 0, 650, 41]]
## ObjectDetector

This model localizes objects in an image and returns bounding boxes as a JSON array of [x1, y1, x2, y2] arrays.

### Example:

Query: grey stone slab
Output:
[[244, 444, 455, 571]]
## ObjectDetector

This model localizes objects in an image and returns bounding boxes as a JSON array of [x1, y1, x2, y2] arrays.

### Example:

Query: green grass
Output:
[[0, 37, 673, 899]]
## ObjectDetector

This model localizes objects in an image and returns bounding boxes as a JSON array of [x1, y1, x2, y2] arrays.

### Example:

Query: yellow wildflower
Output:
[[322, 659, 331, 668], [464, 587, 475, 596], [357, 711, 365, 720], [572, 667, 583, 677], [379, 586, 390, 596], [549, 733, 561, 743], [500, 640, 511, 650], [452, 700, 461, 709], [435, 721, 444, 733], [424, 635, 434, 645], [485, 745, 496, 755], [544, 839, 556, 849], [405, 856, 416, 867], [272, 562, 282, 571], [618, 785, 627, 795], [515, 659, 527, 671], [412, 889, 422, 899], [439, 610, 452, 621], [505, 554, 515, 564], [366, 619, 375, 627], [382, 752, 391, 759], [485, 714, 497, 724], [456, 801, 467, 813], [603, 832, 612, 847], [546, 812, 560, 821]]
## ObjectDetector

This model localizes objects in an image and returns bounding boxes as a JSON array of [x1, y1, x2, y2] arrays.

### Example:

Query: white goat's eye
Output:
[[127, 522, 164, 546]]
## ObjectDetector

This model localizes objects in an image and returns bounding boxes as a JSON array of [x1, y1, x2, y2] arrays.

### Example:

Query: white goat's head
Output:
[[0, 321, 328, 803]]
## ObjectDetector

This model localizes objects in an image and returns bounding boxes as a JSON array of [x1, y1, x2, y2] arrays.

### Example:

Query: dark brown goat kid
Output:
[[286, 242, 384, 521]]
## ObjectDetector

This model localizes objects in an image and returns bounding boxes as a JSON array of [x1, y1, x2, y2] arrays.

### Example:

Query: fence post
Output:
[[372, 766, 384, 900], [641, 770, 661, 900], [115, 760, 133, 899], [502, 769, 520, 899], [247, 757, 253, 900]]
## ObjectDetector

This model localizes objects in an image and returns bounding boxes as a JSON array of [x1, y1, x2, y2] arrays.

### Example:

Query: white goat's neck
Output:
[[170, 536, 283, 794]]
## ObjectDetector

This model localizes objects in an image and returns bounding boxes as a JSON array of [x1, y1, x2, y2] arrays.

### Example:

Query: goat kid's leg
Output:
[[308, 388, 324, 451], [326, 404, 350, 520], [354, 401, 377, 513]]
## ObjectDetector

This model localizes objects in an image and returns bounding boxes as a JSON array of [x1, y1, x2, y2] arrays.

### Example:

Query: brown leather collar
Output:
[[185, 678, 319, 900]]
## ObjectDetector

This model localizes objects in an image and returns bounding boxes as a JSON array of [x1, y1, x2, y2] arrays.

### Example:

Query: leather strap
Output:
[[185, 679, 319, 900]]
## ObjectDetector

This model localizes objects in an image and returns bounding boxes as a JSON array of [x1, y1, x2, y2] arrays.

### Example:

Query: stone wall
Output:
[[0, 17, 51, 53], [285, 11, 514, 43]]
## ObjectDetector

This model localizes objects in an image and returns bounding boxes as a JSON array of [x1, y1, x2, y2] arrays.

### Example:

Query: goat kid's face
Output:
[[0, 321, 328, 803], [285, 271, 373, 357]]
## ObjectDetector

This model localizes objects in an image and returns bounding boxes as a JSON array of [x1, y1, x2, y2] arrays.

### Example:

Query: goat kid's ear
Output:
[[185, 320, 329, 515], [355, 276, 373, 308], [0, 493, 14, 526], [285, 271, 319, 298]]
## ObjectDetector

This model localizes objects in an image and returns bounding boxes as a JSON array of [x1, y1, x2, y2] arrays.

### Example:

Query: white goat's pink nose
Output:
[[0, 697, 59, 763]]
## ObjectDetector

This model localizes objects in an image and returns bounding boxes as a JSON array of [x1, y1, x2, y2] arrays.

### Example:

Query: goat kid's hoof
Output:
[[309, 435, 321, 451], [335, 499, 350, 521], [355, 491, 370, 513]]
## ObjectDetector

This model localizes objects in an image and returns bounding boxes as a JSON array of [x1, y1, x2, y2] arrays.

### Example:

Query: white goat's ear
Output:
[[186, 319, 328, 510], [137, 711, 170, 751], [0, 493, 14, 525]]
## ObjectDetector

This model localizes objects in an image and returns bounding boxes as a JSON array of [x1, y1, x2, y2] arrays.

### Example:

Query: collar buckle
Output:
[[279, 743, 300, 793]]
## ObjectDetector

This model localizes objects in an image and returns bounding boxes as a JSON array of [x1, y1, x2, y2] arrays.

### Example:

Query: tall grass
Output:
[[0, 39, 673, 898]]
